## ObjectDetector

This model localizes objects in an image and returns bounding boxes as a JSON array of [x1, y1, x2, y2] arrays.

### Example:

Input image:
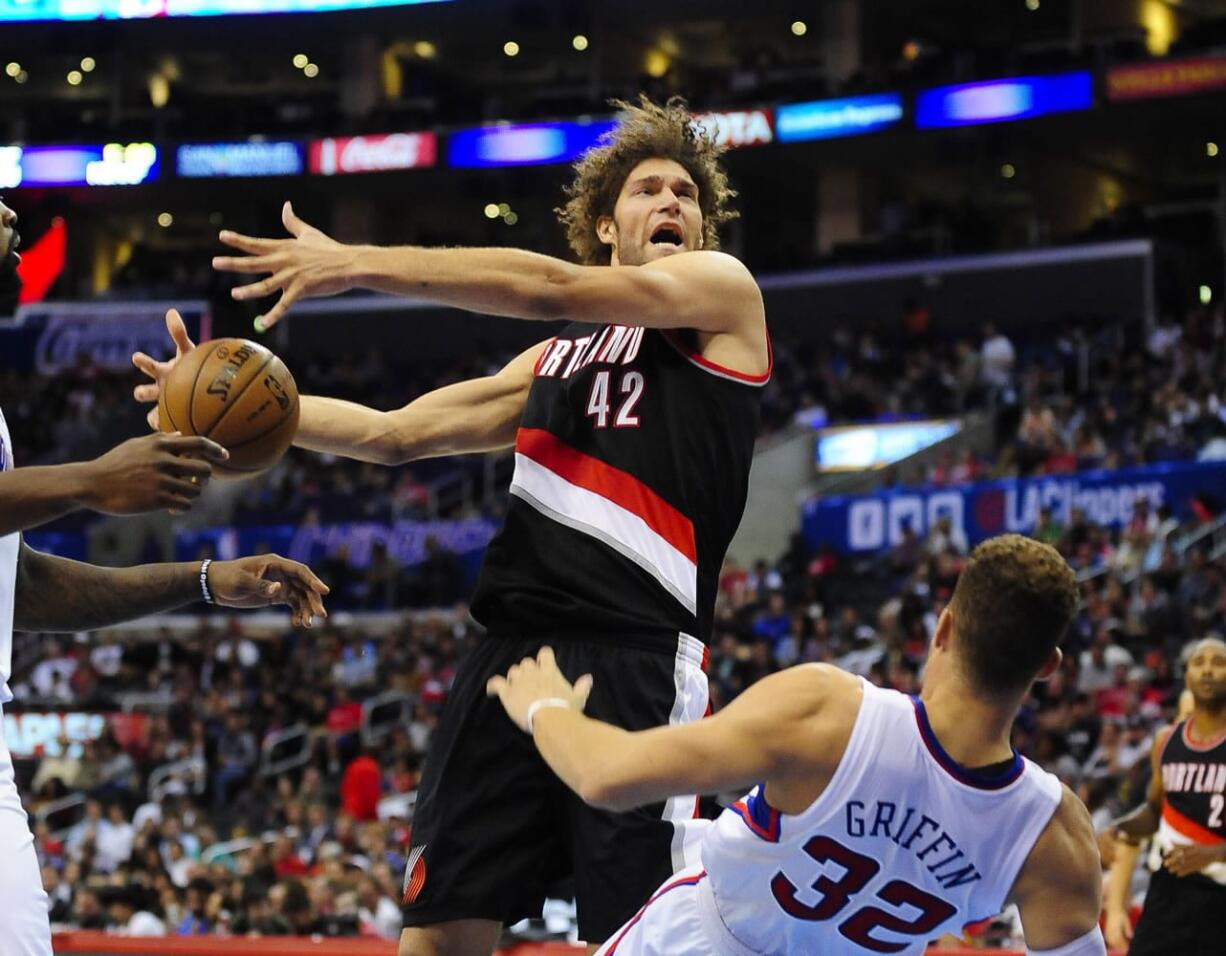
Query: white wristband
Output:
[[199, 559, 214, 605], [525, 697, 572, 734]]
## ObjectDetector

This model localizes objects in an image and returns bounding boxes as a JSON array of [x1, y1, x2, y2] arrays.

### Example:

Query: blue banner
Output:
[[176, 142, 304, 179], [775, 94, 904, 142], [0, 301, 209, 373], [0, 0, 448, 21], [448, 120, 617, 168], [915, 72, 1093, 128], [802, 460, 1226, 553], [176, 518, 499, 583], [6, 143, 159, 187]]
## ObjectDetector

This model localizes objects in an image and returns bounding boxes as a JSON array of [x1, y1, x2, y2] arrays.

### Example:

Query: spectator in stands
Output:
[[980, 322, 1016, 395], [103, 885, 166, 936], [925, 513, 968, 556], [212, 712, 257, 816]]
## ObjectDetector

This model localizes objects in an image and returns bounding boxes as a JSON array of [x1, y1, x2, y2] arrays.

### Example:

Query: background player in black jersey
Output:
[[1105, 635, 1226, 955], [133, 97, 770, 956]]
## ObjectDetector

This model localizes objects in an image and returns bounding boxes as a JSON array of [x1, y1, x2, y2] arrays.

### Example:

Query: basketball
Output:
[[158, 338, 299, 477]]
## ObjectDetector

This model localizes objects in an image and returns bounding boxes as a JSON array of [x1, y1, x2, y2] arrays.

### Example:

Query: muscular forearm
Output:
[[350, 245, 579, 322], [0, 464, 91, 537], [294, 396, 394, 464], [1106, 841, 1141, 914], [14, 542, 200, 632], [532, 709, 638, 809]]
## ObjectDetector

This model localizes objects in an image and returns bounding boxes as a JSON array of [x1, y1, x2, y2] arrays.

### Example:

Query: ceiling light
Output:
[[304, 63, 320, 78], [1209, 142, 1220, 158], [1026, 0, 1040, 10], [503, 212, 519, 226], [4, 62, 19, 78], [1001, 163, 1016, 179], [149, 73, 170, 108], [1200, 285, 1212, 305], [413, 41, 436, 59], [66, 70, 82, 86], [497, 203, 511, 216], [293, 53, 309, 69], [484, 203, 500, 219], [572, 34, 589, 51], [503, 40, 520, 57], [15, 71, 27, 84], [80, 57, 96, 72], [791, 20, 807, 36], [157, 213, 173, 228]]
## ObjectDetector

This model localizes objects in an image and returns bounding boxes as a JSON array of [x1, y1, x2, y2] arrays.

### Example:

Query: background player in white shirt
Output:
[[0, 198, 329, 956], [489, 534, 1107, 955]]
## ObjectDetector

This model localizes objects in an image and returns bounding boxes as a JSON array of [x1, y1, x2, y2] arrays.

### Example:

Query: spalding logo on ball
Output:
[[159, 338, 300, 478]]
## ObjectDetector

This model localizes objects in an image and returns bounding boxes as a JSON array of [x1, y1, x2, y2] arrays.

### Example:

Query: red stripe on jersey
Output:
[[515, 427, 697, 562], [1163, 800, 1226, 844], [1183, 719, 1226, 753], [662, 329, 773, 385], [603, 871, 706, 955]]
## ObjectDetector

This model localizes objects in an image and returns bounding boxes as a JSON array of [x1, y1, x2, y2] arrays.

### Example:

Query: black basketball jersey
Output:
[[470, 322, 768, 647], [1153, 718, 1226, 885]]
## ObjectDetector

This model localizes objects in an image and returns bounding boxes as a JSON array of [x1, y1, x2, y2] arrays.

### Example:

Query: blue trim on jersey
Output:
[[732, 786, 782, 842], [911, 696, 1024, 790]]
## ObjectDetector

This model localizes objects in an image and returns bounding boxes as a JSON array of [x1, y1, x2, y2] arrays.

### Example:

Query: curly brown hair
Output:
[[556, 95, 738, 265], [950, 534, 1078, 695]]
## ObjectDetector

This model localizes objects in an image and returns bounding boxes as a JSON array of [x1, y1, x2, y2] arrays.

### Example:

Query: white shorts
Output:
[[0, 713, 52, 956], [593, 865, 754, 956]]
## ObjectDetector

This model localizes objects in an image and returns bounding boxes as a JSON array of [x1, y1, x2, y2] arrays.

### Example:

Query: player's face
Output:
[[0, 198, 21, 296], [602, 157, 703, 267], [1186, 640, 1226, 708]]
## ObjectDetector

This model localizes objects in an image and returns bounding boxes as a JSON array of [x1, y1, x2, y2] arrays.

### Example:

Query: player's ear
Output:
[[596, 215, 617, 249], [1035, 647, 1063, 683], [932, 606, 954, 651]]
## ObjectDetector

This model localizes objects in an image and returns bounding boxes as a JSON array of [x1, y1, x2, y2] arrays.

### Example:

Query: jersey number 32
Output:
[[772, 836, 957, 953]]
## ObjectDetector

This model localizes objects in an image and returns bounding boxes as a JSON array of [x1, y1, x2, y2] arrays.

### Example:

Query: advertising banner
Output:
[[802, 460, 1226, 553], [1107, 55, 1226, 101]]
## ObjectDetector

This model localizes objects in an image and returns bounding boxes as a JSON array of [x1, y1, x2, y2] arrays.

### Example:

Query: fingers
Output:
[[162, 476, 205, 500], [163, 456, 214, 480], [486, 675, 507, 698], [217, 231, 279, 255], [283, 201, 308, 237], [231, 269, 294, 302], [573, 673, 594, 707], [264, 555, 329, 594], [159, 434, 230, 463], [133, 383, 159, 403], [165, 308, 196, 353], [254, 289, 297, 332], [537, 646, 557, 669], [213, 253, 279, 275], [146, 408, 160, 432], [132, 351, 160, 380]]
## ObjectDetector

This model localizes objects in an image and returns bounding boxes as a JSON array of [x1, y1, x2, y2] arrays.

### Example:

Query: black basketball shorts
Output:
[[400, 631, 710, 944], [1128, 867, 1226, 956]]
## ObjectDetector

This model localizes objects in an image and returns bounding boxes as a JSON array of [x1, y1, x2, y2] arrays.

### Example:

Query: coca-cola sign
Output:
[[691, 109, 774, 148], [309, 132, 438, 175]]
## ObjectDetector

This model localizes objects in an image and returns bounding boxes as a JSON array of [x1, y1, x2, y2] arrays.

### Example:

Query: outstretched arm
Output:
[[134, 311, 545, 467], [486, 650, 857, 812], [1009, 786, 1107, 954], [14, 541, 329, 632], [213, 203, 764, 335]]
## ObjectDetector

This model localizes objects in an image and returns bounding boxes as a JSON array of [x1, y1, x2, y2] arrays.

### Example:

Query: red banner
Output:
[[1107, 56, 1226, 101], [691, 109, 774, 148], [308, 132, 437, 175]]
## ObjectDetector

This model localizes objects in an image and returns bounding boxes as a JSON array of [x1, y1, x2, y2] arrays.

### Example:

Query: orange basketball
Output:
[[158, 338, 299, 478]]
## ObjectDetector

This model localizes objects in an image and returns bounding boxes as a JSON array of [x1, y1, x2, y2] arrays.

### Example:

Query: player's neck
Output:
[[1189, 703, 1226, 743], [919, 679, 1016, 769]]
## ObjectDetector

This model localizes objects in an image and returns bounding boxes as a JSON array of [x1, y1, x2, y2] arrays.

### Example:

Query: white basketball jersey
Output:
[[0, 406, 16, 705], [700, 680, 1062, 955]]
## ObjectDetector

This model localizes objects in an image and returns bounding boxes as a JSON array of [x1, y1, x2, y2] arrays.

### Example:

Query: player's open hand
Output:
[[212, 201, 359, 332], [1163, 843, 1225, 877], [80, 432, 227, 515], [132, 308, 197, 431], [207, 554, 330, 628], [486, 646, 594, 734]]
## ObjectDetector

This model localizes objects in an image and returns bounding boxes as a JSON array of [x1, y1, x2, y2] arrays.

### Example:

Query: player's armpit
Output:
[[1010, 786, 1106, 954], [547, 664, 858, 812]]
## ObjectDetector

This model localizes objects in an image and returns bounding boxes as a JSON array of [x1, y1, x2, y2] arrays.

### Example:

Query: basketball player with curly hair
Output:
[[134, 97, 770, 956]]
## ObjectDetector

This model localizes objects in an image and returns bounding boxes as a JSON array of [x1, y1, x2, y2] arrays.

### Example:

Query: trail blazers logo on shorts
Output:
[[402, 844, 428, 905]]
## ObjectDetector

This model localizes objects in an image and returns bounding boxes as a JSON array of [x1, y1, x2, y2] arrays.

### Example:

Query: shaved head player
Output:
[[491, 535, 1108, 955]]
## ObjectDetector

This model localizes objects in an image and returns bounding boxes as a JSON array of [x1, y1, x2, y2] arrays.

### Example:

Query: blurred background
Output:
[[3, 0, 1226, 950]]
